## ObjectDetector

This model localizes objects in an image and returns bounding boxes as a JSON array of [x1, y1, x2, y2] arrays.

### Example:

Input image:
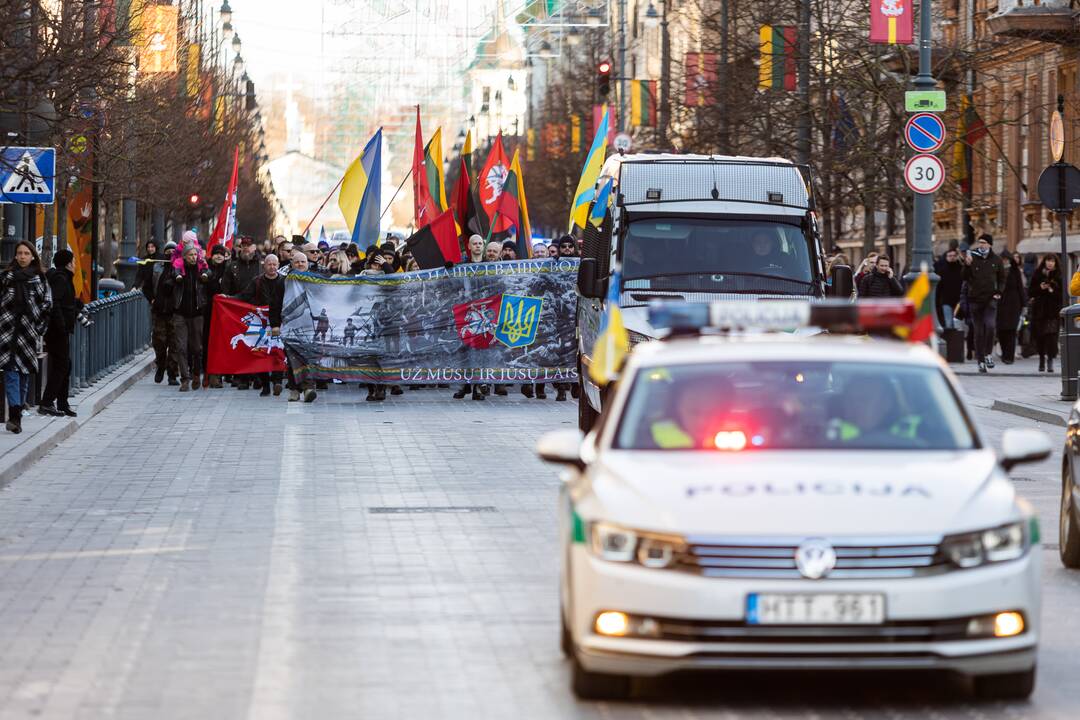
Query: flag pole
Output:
[[300, 174, 346, 238], [484, 211, 500, 242], [380, 167, 413, 220]]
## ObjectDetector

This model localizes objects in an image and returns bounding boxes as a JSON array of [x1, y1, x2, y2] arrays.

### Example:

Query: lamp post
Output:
[[905, 0, 939, 300]]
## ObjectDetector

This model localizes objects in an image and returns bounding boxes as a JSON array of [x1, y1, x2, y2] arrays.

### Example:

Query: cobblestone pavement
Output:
[[0, 375, 1078, 719]]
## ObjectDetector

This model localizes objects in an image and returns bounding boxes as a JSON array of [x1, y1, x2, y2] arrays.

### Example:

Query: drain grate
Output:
[[368, 506, 498, 514]]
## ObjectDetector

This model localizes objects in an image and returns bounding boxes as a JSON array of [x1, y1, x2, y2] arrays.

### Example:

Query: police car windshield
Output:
[[622, 219, 813, 294], [613, 361, 976, 451]]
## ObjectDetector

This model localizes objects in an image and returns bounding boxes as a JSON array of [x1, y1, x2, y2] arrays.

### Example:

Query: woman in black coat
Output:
[[1028, 254, 1063, 372], [996, 251, 1028, 364], [39, 250, 82, 417], [0, 241, 52, 433]]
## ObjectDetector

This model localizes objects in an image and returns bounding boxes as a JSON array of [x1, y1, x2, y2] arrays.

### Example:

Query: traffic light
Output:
[[188, 193, 200, 206], [597, 60, 612, 97]]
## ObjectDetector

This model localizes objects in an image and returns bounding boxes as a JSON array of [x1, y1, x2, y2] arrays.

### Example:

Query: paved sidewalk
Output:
[[953, 356, 1074, 426]]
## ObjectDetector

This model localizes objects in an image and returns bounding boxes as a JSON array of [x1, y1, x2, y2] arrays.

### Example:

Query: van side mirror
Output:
[[577, 257, 603, 299], [828, 264, 854, 298]]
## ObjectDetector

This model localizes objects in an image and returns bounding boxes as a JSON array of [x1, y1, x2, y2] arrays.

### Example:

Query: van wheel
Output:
[[1061, 464, 1080, 568], [571, 657, 631, 700], [972, 666, 1036, 700]]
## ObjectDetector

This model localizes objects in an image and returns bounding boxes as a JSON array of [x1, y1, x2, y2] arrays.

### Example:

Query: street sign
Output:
[[905, 90, 947, 113], [1050, 110, 1065, 163], [0, 147, 56, 205], [905, 113, 946, 153], [1036, 163, 1080, 212], [613, 133, 632, 153], [904, 154, 945, 194]]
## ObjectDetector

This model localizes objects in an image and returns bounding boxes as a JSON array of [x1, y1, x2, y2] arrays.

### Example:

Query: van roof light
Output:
[[647, 300, 916, 335]]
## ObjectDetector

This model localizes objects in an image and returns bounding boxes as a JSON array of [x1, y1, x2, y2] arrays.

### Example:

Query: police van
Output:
[[575, 154, 853, 431]]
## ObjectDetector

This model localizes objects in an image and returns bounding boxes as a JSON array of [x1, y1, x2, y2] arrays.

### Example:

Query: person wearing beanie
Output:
[[200, 244, 229, 388], [161, 242, 208, 392], [39, 249, 82, 417], [149, 241, 179, 384]]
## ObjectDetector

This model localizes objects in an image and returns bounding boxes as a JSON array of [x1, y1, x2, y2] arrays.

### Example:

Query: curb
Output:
[[953, 371, 1048, 378], [989, 399, 1068, 427], [0, 350, 154, 490]]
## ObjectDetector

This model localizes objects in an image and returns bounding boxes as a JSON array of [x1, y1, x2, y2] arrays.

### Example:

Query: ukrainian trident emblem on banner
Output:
[[494, 294, 543, 348]]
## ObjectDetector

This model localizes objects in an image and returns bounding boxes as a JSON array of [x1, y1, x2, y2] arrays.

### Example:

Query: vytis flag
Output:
[[206, 296, 287, 375], [412, 106, 440, 228], [895, 267, 933, 343], [629, 80, 658, 127], [508, 149, 533, 257], [870, 0, 913, 44], [478, 133, 513, 233], [589, 265, 629, 386], [424, 127, 449, 211], [569, 106, 609, 231], [758, 25, 796, 91], [208, 146, 239, 248], [339, 128, 383, 245]]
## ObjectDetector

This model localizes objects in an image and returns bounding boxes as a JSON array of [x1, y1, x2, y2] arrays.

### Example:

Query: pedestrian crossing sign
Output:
[[0, 147, 56, 205]]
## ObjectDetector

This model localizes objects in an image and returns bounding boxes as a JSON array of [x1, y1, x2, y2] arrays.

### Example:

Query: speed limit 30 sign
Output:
[[904, 154, 945, 194]]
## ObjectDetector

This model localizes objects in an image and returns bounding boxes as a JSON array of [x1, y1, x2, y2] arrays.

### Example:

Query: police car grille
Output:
[[675, 539, 946, 579], [651, 616, 972, 644]]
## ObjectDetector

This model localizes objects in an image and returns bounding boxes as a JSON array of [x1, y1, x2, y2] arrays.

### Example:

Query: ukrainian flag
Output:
[[339, 128, 383, 246], [588, 177, 613, 228], [589, 265, 629, 386], [568, 107, 609, 232]]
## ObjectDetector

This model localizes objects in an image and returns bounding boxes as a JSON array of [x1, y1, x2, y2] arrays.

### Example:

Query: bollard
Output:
[[1060, 305, 1080, 400]]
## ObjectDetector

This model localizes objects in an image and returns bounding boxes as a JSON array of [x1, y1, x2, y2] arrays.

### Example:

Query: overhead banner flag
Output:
[[758, 25, 796, 91], [870, 0, 913, 45], [629, 80, 658, 126], [137, 4, 178, 74], [206, 296, 288, 375], [685, 52, 717, 106], [279, 260, 581, 385]]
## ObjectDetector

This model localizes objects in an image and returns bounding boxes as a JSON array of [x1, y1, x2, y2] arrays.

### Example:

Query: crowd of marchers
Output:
[[828, 233, 1068, 374], [136, 230, 583, 405]]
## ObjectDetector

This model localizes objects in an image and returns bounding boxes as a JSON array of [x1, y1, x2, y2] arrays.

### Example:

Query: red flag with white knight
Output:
[[452, 294, 502, 349], [208, 146, 239, 248], [870, 0, 912, 44], [477, 134, 514, 233], [206, 296, 287, 375]]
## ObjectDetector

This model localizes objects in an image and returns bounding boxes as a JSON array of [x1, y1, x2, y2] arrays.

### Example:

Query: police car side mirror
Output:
[[577, 258, 603, 299], [828, 264, 854, 298], [537, 429, 586, 470], [1000, 428, 1052, 471]]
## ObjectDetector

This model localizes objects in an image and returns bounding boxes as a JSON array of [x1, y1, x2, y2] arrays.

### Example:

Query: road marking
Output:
[[0, 545, 201, 562]]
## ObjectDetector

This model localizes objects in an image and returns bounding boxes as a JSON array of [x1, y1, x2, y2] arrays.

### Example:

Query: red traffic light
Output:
[[188, 194, 200, 206], [598, 61, 611, 74]]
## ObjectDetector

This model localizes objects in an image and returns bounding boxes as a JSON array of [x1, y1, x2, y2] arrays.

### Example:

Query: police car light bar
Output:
[[648, 300, 915, 334]]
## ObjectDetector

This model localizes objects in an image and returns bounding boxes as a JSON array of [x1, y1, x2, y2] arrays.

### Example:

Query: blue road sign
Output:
[[905, 113, 945, 154], [0, 147, 56, 205]]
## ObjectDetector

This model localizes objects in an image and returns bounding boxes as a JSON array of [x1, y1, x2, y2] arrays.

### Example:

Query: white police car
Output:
[[538, 301, 1050, 700]]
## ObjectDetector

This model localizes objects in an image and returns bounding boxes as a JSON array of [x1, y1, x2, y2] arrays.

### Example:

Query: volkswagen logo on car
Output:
[[795, 538, 837, 579]]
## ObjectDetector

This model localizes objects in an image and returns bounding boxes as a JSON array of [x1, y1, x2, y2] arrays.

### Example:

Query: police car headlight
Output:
[[590, 523, 637, 562], [942, 522, 1029, 569], [589, 523, 684, 568]]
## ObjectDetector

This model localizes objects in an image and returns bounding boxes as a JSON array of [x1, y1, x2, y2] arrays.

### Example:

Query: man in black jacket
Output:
[[934, 247, 964, 328], [39, 250, 83, 417], [162, 243, 207, 392], [857, 256, 905, 298], [149, 241, 179, 385], [222, 238, 262, 389], [962, 234, 1006, 373], [237, 253, 285, 397], [202, 244, 229, 388]]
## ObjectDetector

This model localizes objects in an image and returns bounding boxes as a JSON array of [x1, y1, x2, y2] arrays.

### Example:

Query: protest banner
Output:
[[280, 259, 580, 384]]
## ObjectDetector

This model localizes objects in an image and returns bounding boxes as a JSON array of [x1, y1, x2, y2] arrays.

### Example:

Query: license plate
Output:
[[747, 593, 885, 625]]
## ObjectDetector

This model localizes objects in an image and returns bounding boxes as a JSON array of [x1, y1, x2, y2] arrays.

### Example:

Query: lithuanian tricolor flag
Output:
[[629, 80, 657, 127], [896, 268, 933, 342], [423, 127, 449, 212], [758, 25, 796, 91]]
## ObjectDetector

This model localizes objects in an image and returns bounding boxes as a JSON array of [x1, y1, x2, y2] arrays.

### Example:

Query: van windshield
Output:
[[622, 218, 814, 295]]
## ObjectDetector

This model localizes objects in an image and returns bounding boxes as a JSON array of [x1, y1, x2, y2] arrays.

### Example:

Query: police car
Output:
[[538, 301, 1050, 700]]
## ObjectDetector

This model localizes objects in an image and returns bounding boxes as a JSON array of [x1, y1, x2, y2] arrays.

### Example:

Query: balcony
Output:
[[987, 0, 1078, 43]]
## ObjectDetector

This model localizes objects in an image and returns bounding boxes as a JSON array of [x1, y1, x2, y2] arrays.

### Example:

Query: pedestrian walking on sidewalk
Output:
[[962, 235, 1006, 373], [996, 251, 1027, 365], [39, 250, 82, 417], [0, 241, 52, 434], [1028, 254, 1063, 373]]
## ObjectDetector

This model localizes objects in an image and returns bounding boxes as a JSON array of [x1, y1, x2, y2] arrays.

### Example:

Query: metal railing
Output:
[[69, 290, 151, 391]]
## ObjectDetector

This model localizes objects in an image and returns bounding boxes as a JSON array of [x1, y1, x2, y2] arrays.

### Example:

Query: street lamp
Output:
[[222, 20, 233, 41], [644, 3, 659, 27], [233, 54, 244, 75], [507, 74, 516, 91], [220, 1, 232, 24], [232, 33, 241, 54]]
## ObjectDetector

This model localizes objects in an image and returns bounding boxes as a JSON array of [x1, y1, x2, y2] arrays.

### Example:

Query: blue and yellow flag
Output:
[[588, 177, 613, 228], [568, 107, 609, 232], [338, 128, 383, 246], [589, 265, 629, 386]]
